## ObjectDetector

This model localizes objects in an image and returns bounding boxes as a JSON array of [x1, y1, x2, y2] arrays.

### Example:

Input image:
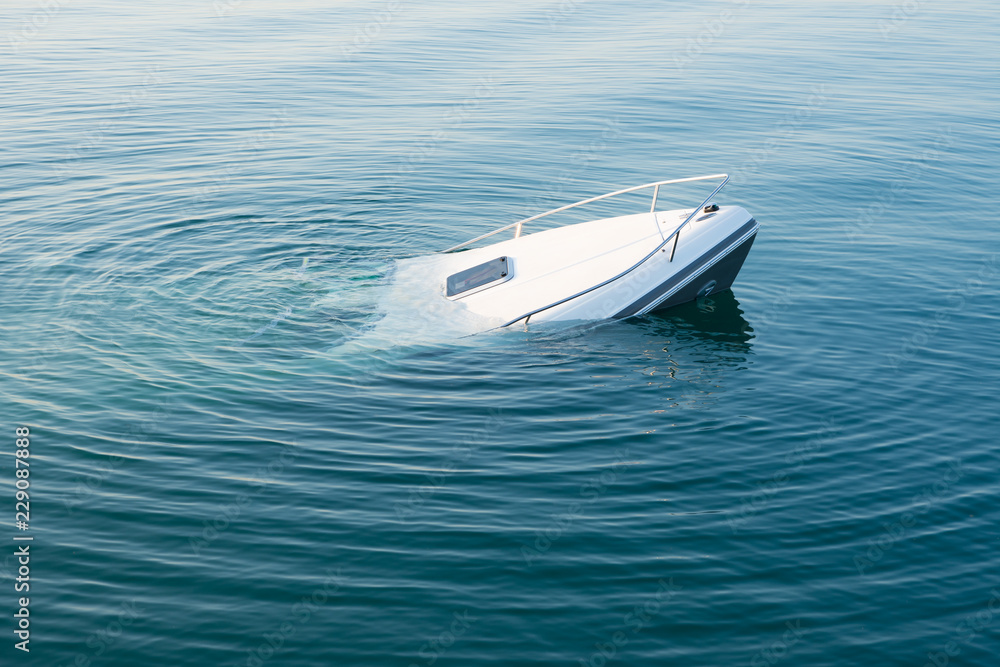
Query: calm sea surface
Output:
[[2, 1, 999, 665]]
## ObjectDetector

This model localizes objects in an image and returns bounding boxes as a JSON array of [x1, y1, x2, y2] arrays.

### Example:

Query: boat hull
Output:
[[428, 204, 758, 328]]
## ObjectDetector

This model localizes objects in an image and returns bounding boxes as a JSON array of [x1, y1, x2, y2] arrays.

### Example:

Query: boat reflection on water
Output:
[[517, 290, 753, 408], [547, 289, 753, 409], [626, 289, 753, 383], [609, 290, 752, 411], [642, 289, 753, 348]]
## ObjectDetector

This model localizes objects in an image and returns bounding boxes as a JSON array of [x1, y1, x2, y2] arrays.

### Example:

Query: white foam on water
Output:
[[325, 253, 503, 354]]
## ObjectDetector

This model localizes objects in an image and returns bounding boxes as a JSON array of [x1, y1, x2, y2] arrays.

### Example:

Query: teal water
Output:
[[2, 1, 999, 665]]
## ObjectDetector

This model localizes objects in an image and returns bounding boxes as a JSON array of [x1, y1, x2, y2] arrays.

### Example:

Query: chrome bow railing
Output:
[[441, 173, 729, 255]]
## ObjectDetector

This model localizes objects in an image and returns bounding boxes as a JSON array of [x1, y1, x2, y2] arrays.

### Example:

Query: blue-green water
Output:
[[2, 1, 999, 665]]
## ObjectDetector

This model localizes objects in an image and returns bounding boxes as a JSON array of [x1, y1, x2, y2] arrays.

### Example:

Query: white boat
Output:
[[427, 174, 757, 328]]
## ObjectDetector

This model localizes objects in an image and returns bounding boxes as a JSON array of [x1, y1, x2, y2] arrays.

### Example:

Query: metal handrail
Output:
[[497, 174, 731, 327], [440, 174, 729, 254]]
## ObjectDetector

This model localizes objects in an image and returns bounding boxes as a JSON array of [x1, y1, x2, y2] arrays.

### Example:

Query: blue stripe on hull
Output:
[[613, 219, 757, 318]]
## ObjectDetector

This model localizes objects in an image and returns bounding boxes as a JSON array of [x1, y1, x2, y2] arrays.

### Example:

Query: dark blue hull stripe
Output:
[[613, 218, 758, 318]]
